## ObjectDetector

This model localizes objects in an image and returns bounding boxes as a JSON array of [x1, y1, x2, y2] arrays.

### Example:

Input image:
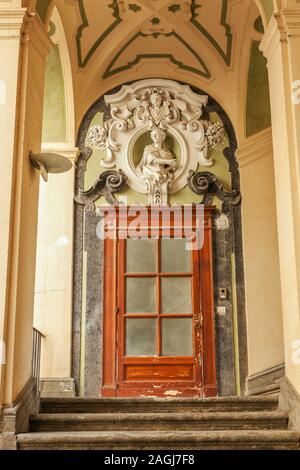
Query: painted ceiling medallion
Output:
[[86, 79, 226, 205]]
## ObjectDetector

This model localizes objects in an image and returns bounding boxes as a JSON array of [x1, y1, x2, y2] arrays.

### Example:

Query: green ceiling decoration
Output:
[[190, 0, 233, 66], [103, 31, 211, 79], [128, 4, 142, 13], [169, 4, 181, 13], [254, 16, 264, 33], [75, 0, 231, 73], [36, 0, 51, 23], [246, 41, 271, 136], [76, 0, 122, 68], [151, 17, 161, 25]]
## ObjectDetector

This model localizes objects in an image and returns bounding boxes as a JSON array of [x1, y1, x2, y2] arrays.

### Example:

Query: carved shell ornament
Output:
[[84, 79, 227, 205]]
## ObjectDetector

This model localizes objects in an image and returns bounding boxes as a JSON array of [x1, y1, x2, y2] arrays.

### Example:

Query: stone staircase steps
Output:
[[40, 396, 280, 414], [17, 430, 300, 450], [16, 397, 300, 450], [30, 411, 288, 432]]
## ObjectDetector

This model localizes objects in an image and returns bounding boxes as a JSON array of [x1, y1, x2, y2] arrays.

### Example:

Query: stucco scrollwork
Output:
[[85, 79, 226, 205], [86, 109, 134, 168], [74, 170, 127, 210], [187, 170, 241, 210]]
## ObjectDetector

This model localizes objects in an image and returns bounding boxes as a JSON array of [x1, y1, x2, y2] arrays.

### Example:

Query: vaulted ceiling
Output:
[[34, 1, 270, 142], [74, 0, 233, 77]]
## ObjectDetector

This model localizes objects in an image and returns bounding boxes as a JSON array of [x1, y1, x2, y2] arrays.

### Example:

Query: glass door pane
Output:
[[126, 277, 156, 313], [126, 239, 156, 273], [161, 318, 193, 356], [161, 239, 191, 272], [126, 318, 156, 356], [161, 277, 192, 314]]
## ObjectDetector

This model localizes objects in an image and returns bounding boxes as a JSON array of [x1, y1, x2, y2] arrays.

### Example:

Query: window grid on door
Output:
[[124, 238, 194, 357]]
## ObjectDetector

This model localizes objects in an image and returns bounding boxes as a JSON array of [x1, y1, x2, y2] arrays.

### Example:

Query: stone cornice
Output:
[[21, 13, 52, 60], [260, 14, 286, 60], [281, 7, 300, 37], [260, 8, 300, 59], [41, 145, 79, 163], [0, 8, 26, 39], [236, 128, 273, 169]]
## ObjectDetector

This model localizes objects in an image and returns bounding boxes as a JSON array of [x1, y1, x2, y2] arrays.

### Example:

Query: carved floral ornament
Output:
[[84, 79, 226, 205]]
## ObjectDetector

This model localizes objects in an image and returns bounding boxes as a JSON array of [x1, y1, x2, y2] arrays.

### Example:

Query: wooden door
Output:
[[102, 206, 217, 398]]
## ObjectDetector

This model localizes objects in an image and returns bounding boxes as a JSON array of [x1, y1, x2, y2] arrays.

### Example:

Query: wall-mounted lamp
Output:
[[29, 152, 72, 182]]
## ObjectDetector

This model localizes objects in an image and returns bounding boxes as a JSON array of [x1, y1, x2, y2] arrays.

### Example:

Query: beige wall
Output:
[[34, 151, 76, 379], [237, 129, 284, 377], [32, 6, 77, 382]]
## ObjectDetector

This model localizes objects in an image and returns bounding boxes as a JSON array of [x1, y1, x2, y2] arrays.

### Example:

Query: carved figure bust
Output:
[[136, 127, 178, 184]]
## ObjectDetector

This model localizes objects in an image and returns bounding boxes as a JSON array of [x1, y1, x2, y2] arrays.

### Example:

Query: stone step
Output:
[[17, 430, 300, 450], [40, 396, 279, 414], [30, 411, 288, 432]]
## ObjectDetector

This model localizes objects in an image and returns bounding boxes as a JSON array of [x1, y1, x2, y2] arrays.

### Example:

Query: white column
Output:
[[0, 8, 52, 406], [260, 7, 300, 394], [0, 3, 27, 408]]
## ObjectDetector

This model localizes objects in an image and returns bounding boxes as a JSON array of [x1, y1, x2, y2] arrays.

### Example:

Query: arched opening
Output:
[[72, 79, 246, 397], [33, 6, 77, 397]]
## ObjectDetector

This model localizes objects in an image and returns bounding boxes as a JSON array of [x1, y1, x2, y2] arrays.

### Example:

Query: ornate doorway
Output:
[[102, 206, 217, 398], [73, 79, 246, 398]]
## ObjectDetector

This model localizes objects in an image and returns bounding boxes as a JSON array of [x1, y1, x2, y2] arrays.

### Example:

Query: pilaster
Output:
[[0, 5, 27, 411], [260, 7, 300, 395], [1, 10, 52, 407]]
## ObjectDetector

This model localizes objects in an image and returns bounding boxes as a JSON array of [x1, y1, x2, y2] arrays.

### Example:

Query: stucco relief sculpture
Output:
[[86, 109, 134, 168], [136, 127, 178, 205], [134, 88, 180, 129], [85, 79, 226, 205]]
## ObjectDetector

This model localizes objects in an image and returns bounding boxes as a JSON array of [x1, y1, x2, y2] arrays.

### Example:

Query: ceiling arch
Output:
[[254, 0, 275, 27], [29, 1, 270, 144]]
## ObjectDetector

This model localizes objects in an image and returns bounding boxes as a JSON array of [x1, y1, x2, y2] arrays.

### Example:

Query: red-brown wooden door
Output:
[[102, 206, 217, 398]]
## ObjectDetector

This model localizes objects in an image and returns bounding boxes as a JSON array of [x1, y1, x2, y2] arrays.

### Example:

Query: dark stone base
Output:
[[40, 378, 76, 398], [246, 364, 285, 396], [0, 377, 39, 450], [279, 376, 300, 431]]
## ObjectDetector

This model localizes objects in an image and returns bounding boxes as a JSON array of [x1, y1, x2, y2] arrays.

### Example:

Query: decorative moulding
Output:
[[246, 363, 285, 396], [0, 8, 26, 38], [21, 13, 53, 60], [236, 128, 273, 169], [280, 8, 300, 36], [74, 170, 127, 210], [85, 79, 226, 205], [260, 14, 287, 60], [187, 170, 241, 211], [41, 145, 79, 163]]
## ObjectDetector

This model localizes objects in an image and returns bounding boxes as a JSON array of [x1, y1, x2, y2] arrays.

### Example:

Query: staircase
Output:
[[17, 397, 300, 450]]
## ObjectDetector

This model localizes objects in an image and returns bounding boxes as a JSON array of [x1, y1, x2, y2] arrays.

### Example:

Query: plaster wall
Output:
[[237, 130, 284, 377]]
